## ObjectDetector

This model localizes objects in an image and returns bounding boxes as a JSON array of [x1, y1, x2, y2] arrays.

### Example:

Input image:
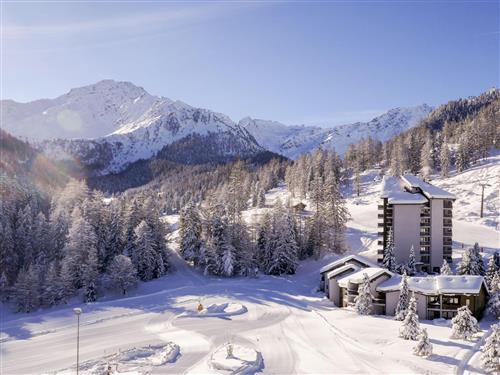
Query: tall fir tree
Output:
[[354, 273, 372, 315], [399, 294, 421, 340], [451, 306, 479, 340], [395, 271, 410, 321]]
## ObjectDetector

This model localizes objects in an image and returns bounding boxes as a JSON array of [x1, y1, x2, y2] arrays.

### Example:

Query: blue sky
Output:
[[2, 1, 498, 126]]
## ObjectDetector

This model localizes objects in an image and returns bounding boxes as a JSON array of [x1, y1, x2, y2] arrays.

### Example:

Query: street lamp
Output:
[[73, 308, 82, 375]]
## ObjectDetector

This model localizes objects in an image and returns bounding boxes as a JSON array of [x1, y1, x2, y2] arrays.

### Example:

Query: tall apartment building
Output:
[[378, 175, 456, 273]]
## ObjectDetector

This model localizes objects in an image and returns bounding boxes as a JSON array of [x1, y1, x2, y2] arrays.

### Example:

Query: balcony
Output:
[[444, 211, 452, 218], [444, 201, 453, 209], [378, 205, 384, 210], [443, 219, 452, 227], [377, 240, 384, 246], [378, 231, 384, 236], [378, 214, 384, 219]]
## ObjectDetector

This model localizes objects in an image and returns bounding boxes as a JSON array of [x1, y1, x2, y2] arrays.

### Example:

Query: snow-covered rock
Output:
[[209, 344, 263, 375]]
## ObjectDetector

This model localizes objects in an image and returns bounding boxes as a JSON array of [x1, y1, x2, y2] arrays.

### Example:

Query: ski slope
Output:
[[1, 158, 499, 375]]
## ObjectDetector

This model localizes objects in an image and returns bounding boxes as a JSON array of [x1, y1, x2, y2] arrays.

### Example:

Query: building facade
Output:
[[321, 255, 488, 320], [378, 175, 455, 273]]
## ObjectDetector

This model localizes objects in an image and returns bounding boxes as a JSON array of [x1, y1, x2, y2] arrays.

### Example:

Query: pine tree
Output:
[[470, 243, 485, 276], [107, 255, 138, 294], [413, 328, 433, 357], [267, 209, 299, 275], [60, 207, 98, 295], [407, 245, 416, 276], [0, 271, 9, 300], [221, 242, 236, 277], [323, 175, 349, 253], [13, 266, 40, 313], [420, 135, 434, 179], [132, 220, 163, 281], [382, 227, 397, 272], [399, 294, 421, 340], [481, 324, 500, 373], [41, 262, 64, 306], [494, 251, 500, 270], [257, 188, 266, 208], [486, 273, 500, 319], [395, 272, 410, 321], [440, 259, 452, 275], [84, 281, 97, 303], [451, 306, 479, 340], [439, 139, 450, 177], [485, 257, 497, 290], [457, 249, 474, 275], [354, 273, 372, 315], [179, 203, 202, 265]]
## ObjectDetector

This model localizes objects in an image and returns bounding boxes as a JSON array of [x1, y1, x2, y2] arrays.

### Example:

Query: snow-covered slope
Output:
[[241, 105, 433, 158]]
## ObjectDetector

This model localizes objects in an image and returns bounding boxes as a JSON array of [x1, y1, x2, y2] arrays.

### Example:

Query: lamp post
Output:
[[73, 308, 82, 375]]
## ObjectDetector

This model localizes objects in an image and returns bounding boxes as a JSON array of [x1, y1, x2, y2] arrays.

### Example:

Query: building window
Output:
[[443, 296, 459, 305]]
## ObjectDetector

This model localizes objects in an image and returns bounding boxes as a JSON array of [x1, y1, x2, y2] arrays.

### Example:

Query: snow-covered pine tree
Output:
[[395, 271, 410, 321], [60, 207, 98, 295], [323, 175, 349, 253], [485, 257, 497, 290], [470, 243, 485, 276], [486, 272, 500, 319], [440, 259, 452, 275], [354, 273, 372, 315], [13, 265, 40, 313], [132, 220, 161, 281], [382, 227, 397, 272], [84, 281, 97, 303], [481, 323, 500, 373], [221, 242, 236, 277], [439, 139, 450, 178], [179, 203, 202, 265], [413, 328, 433, 357], [267, 208, 298, 275], [107, 255, 138, 295], [399, 293, 421, 340], [41, 262, 64, 306], [457, 249, 474, 275], [494, 251, 500, 270], [420, 135, 434, 179], [451, 306, 479, 340], [256, 213, 271, 270], [406, 245, 417, 276]]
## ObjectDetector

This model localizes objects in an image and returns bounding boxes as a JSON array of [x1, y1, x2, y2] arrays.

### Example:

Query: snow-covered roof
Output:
[[381, 176, 428, 204], [401, 175, 456, 200], [337, 267, 392, 288], [320, 255, 378, 274], [326, 264, 359, 280], [377, 275, 486, 295]]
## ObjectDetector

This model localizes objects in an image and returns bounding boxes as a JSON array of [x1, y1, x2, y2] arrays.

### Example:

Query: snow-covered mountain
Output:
[[240, 105, 433, 159], [2, 80, 432, 175], [2, 80, 264, 175], [2, 80, 158, 140]]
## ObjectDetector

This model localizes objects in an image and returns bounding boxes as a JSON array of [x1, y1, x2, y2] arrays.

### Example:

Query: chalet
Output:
[[321, 255, 488, 320], [378, 274, 488, 320]]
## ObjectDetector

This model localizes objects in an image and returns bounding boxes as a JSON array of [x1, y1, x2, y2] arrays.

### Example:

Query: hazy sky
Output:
[[2, 1, 498, 126]]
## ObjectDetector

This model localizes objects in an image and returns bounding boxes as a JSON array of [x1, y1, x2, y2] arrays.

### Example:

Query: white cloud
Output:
[[4, 4, 235, 40]]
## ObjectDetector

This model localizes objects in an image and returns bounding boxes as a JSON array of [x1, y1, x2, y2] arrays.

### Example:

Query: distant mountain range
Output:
[[2, 80, 433, 175]]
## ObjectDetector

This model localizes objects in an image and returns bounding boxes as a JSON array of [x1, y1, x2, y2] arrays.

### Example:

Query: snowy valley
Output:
[[1, 151, 498, 375]]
